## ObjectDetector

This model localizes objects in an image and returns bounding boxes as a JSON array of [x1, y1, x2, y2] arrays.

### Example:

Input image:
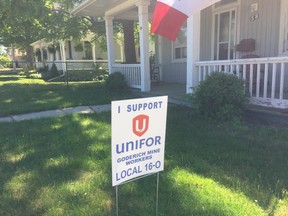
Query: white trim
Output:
[[70, 0, 97, 15], [211, 3, 239, 60], [105, 0, 140, 17], [172, 22, 187, 62], [105, 16, 115, 75], [212, 0, 239, 12], [172, 43, 187, 63], [279, 0, 288, 56], [194, 56, 288, 109], [186, 13, 201, 93], [137, 1, 151, 92]]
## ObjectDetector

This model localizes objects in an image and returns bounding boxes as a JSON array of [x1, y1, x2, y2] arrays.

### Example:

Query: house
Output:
[[30, 33, 124, 72], [71, 0, 288, 109]]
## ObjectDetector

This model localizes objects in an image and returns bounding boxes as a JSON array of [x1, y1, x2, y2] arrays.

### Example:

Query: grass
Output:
[[0, 106, 288, 215], [0, 75, 137, 117]]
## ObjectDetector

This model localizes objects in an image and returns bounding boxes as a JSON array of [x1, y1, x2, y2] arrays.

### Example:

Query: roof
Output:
[[70, 0, 156, 20]]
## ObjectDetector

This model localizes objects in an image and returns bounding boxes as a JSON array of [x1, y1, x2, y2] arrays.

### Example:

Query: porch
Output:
[[122, 56, 288, 109], [194, 56, 288, 109]]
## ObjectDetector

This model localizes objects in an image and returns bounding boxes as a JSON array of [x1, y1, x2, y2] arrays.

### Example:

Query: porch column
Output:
[[40, 45, 45, 68], [60, 40, 67, 73], [47, 47, 51, 62], [137, 0, 151, 92], [92, 42, 97, 63], [105, 16, 115, 74], [186, 12, 201, 94], [11, 44, 16, 71], [156, 35, 164, 81]]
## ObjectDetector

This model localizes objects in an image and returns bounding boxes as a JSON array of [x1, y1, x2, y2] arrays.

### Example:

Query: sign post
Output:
[[111, 96, 168, 215]]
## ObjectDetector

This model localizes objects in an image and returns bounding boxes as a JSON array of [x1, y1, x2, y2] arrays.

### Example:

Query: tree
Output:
[[0, 0, 87, 64], [47, 0, 139, 63], [0, 0, 49, 64], [120, 20, 137, 63], [0, 0, 140, 65]]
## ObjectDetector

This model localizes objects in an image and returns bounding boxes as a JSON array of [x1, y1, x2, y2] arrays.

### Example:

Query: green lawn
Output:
[[0, 75, 136, 117], [0, 107, 287, 216], [0, 75, 287, 215]]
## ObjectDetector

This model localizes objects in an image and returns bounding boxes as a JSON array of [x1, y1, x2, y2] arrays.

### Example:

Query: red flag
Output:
[[151, 0, 221, 41]]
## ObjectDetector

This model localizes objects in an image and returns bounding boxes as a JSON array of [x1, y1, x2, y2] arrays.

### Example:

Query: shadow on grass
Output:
[[0, 76, 21, 82], [1, 107, 287, 215], [0, 80, 136, 117], [164, 106, 288, 214], [0, 113, 113, 216]]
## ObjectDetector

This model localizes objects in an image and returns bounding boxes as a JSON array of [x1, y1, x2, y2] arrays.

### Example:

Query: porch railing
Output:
[[112, 63, 141, 89], [195, 57, 288, 109], [65, 60, 109, 71], [34, 60, 110, 71]]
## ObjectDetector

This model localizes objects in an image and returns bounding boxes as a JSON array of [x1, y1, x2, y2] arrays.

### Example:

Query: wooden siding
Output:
[[200, 0, 282, 60], [160, 37, 187, 83], [162, 62, 187, 83], [239, 0, 281, 58], [200, 6, 213, 61]]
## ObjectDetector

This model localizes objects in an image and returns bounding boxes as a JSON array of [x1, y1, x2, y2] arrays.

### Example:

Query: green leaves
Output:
[[191, 72, 248, 122]]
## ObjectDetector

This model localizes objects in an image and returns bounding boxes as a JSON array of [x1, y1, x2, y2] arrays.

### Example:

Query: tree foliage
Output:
[[0, 0, 49, 61], [0, 0, 139, 63]]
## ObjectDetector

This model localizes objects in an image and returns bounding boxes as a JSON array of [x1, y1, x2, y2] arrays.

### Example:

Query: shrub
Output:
[[38, 66, 49, 80], [93, 64, 109, 81], [191, 72, 248, 122], [105, 72, 128, 93], [18, 71, 26, 76], [0, 55, 12, 68], [67, 70, 94, 81], [47, 63, 59, 80]]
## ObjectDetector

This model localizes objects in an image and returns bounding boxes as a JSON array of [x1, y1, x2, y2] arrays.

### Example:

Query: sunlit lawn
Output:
[[0, 75, 137, 117], [0, 107, 287, 215]]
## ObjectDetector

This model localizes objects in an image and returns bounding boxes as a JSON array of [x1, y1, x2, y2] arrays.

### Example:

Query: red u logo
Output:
[[132, 115, 149, 137]]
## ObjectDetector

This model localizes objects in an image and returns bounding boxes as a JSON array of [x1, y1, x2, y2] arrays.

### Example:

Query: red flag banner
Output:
[[151, 0, 221, 41]]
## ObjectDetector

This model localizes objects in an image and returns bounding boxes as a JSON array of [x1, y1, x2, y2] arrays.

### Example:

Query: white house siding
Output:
[[200, 6, 213, 61], [162, 62, 187, 83], [200, 0, 281, 60], [160, 35, 187, 83], [239, 0, 281, 58], [238, 0, 286, 91]]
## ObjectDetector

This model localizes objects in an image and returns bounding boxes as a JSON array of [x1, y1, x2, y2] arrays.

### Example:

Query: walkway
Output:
[[1, 82, 288, 126], [0, 104, 111, 123]]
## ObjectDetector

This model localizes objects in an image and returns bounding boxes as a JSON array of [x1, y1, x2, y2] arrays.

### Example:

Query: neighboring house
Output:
[[71, 0, 288, 109], [30, 33, 124, 72]]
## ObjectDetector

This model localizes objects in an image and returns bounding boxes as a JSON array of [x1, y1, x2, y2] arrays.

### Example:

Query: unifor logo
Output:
[[132, 115, 149, 137]]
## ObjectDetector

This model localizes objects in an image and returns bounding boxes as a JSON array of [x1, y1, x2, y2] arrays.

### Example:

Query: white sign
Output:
[[111, 96, 168, 186]]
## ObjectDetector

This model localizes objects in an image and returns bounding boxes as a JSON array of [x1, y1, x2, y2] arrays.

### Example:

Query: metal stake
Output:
[[116, 185, 119, 216], [156, 173, 160, 216]]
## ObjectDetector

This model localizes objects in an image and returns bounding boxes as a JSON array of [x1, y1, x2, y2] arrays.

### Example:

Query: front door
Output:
[[213, 8, 237, 60]]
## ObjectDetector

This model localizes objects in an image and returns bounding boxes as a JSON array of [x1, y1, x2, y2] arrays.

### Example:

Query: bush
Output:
[[191, 72, 248, 122], [0, 55, 12, 68], [18, 71, 26, 76], [105, 72, 128, 93], [47, 63, 59, 80], [38, 66, 49, 80], [92, 64, 109, 81]]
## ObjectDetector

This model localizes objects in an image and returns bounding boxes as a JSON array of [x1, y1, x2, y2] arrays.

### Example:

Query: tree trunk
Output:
[[26, 45, 34, 69], [121, 20, 137, 63], [11, 44, 17, 71]]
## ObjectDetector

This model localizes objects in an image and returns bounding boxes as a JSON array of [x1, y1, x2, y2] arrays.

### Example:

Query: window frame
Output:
[[279, 0, 288, 56], [172, 22, 187, 62]]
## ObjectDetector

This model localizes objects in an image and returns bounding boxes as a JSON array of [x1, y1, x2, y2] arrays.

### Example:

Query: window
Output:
[[173, 23, 187, 61], [213, 9, 236, 60]]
